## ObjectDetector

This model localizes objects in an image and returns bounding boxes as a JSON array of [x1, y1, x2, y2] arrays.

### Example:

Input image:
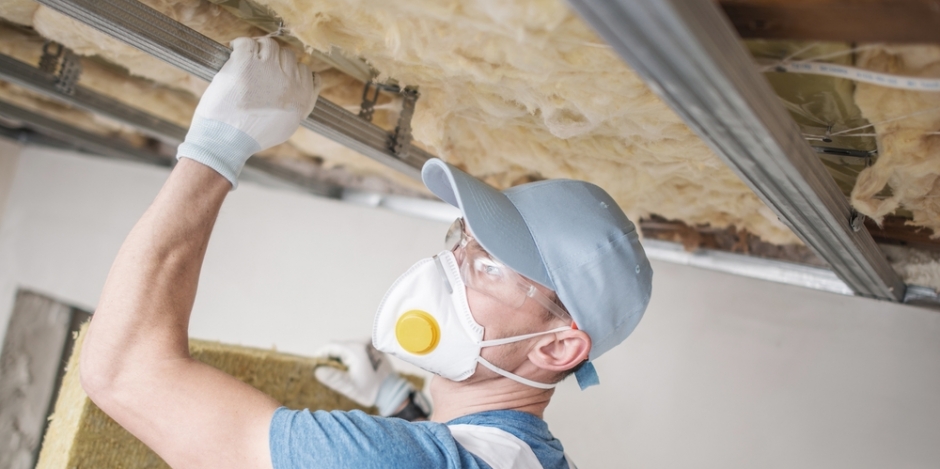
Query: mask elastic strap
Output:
[[473, 325, 572, 389], [477, 326, 570, 347], [476, 356, 557, 389]]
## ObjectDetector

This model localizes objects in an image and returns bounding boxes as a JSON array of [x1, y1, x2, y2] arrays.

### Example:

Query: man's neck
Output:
[[427, 375, 554, 423]]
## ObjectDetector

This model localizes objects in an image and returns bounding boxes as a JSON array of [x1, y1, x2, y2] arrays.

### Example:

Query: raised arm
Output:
[[79, 37, 319, 469]]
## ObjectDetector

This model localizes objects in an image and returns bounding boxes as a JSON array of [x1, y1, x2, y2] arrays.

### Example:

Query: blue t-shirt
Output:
[[269, 407, 570, 468]]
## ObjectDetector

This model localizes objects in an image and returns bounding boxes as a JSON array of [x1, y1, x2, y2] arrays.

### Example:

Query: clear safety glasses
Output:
[[445, 218, 571, 323]]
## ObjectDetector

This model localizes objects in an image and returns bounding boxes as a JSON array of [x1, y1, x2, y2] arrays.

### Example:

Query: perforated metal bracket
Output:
[[358, 81, 400, 123], [54, 49, 83, 95], [37, 41, 83, 96], [391, 86, 419, 157], [38, 41, 63, 74]]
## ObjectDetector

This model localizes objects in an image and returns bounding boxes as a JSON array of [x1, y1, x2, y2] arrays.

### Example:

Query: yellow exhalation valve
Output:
[[395, 310, 440, 355]]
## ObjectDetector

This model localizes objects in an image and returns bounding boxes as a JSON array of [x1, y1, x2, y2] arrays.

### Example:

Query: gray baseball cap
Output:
[[422, 159, 653, 389]]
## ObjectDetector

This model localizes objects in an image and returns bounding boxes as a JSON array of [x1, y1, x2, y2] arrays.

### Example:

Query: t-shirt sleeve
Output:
[[269, 407, 489, 469]]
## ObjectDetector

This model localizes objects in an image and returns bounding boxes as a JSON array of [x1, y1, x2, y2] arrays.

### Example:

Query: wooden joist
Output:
[[719, 0, 940, 44], [866, 216, 940, 252]]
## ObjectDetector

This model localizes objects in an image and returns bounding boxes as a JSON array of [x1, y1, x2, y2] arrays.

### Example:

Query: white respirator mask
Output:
[[372, 250, 569, 389]]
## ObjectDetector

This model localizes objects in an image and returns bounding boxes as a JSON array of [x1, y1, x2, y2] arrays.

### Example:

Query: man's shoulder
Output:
[[269, 407, 487, 469]]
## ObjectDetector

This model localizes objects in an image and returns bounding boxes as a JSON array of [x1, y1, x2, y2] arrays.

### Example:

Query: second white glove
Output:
[[177, 36, 320, 188], [314, 339, 415, 417]]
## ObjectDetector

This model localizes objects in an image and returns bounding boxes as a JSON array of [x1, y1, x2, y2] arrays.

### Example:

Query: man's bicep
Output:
[[101, 358, 279, 469]]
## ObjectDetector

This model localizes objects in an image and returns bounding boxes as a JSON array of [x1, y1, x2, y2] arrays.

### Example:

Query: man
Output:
[[80, 37, 652, 469]]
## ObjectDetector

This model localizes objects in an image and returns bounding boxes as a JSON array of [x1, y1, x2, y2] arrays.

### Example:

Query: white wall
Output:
[[0, 145, 446, 356], [549, 262, 940, 468], [2, 143, 939, 468]]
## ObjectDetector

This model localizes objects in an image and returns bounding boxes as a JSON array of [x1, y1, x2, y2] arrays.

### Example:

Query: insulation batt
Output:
[[35, 325, 425, 469], [251, 0, 798, 243], [0, 0, 37, 27], [853, 46, 940, 238], [880, 245, 940, 292], [3, 0, 797, 243]]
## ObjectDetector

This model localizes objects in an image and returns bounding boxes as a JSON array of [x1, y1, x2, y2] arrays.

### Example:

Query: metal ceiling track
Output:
[[567, 0, 906, 301], [0, 53, 187, 144], [0, 52, 342, 198], [0, 99, 170, 165], [35, 0, 432, 181]]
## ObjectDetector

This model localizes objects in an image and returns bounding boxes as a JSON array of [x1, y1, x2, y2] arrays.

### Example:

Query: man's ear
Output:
[[528, 329, 591, 372]]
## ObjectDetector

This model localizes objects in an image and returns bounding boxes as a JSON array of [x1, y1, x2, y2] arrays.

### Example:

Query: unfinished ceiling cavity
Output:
[[2, 0, 940, 289], [0, 0, 798, 244]]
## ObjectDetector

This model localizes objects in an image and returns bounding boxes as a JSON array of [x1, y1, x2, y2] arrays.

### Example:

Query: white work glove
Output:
[[177, 36, 320, 188], [314, 339, 416, 417]]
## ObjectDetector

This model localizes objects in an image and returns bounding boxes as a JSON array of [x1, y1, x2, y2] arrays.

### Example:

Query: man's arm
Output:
[[81, 159, 278, 469], [79, 37, 318, 469]]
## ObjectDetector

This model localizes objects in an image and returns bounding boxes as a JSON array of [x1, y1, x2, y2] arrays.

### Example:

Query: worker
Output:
[[79, 37, 652, 469]]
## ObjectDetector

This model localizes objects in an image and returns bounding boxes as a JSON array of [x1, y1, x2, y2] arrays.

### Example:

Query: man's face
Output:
[[456, 245, 567, 381], [434, 217, 571, 384]]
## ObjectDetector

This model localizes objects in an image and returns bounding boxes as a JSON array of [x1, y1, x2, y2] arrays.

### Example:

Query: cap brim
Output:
[[422, 159, 553, 290]]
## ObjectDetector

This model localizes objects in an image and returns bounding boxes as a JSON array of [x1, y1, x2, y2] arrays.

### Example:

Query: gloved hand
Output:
[[177, 36, 320, 188], [314, 339, 416, 417]]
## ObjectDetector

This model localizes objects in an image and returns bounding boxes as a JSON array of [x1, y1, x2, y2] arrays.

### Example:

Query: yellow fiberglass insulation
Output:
[[880, 245, 940, 292], [852, 45, 940, 237], [0, 0, 37, 27], [36, 324, 423, 469], [249, 0, 797, 244]]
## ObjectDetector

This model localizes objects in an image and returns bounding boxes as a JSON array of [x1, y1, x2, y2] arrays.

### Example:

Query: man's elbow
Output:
[[78, 341, 123, 407]]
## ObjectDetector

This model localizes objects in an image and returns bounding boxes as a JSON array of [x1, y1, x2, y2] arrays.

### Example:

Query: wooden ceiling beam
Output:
[[719, 0, 940, 44], [865, 216, 940, 252]]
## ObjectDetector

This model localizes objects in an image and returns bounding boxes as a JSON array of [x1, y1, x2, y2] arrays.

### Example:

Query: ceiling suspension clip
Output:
[[390, 86, 419, 157], [38, 41, 83, 96]]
